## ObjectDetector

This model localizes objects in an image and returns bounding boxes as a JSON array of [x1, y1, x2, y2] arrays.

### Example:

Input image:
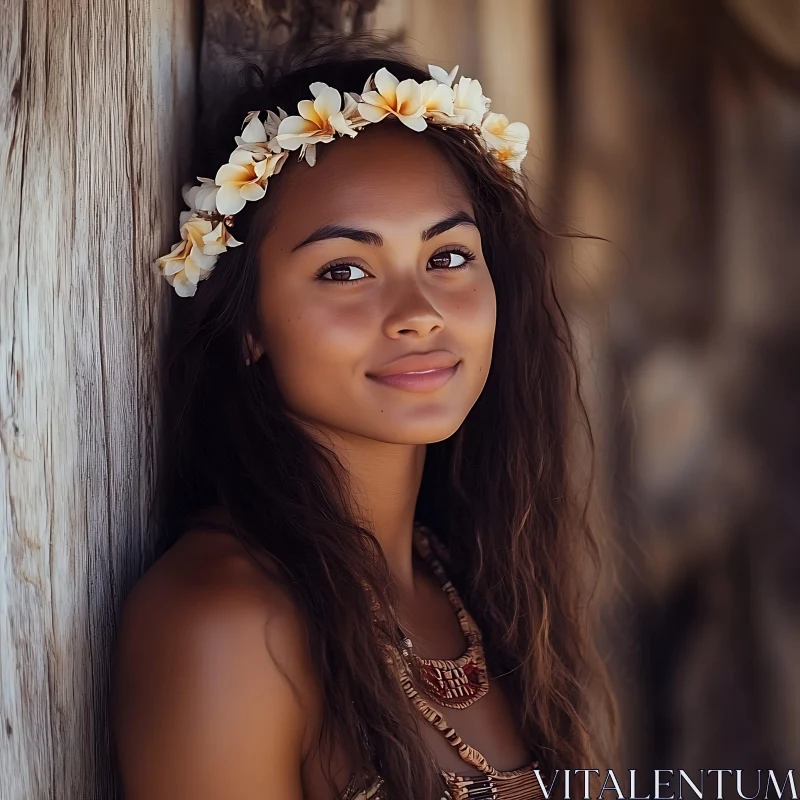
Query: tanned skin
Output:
[[113, 125, 532, 799]]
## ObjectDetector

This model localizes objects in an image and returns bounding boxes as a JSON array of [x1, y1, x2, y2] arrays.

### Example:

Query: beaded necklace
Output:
[[344, 523, 550, 800], [394, 525, 490, 710]]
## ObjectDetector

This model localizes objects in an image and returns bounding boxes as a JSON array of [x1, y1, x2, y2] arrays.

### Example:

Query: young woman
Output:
[[113, 37, 616, 800]]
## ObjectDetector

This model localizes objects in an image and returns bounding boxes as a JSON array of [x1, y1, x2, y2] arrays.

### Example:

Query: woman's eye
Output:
[[319, 263, 369, 282], [428, 250, 473, 270]]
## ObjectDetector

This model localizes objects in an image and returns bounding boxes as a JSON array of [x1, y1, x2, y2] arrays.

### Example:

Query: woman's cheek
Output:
[[451, 274, 496, 340], [264, 301, 375, 406]]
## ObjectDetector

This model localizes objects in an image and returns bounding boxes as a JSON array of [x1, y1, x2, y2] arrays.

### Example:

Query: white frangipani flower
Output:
[[480, 113, 530, 172], [451, 76, 490, 127], [214, 150, 287, 215], [156, 216, 219, 297], [358, 68, 428, 132], [276, 83, 363, 165]]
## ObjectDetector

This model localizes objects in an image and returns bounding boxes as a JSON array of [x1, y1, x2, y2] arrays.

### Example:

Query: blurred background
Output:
[[3, 1, 799, 798], [197, 0, 800, 783]]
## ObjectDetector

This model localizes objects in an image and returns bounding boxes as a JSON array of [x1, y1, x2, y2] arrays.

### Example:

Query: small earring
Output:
[[245, 357, 251, 366]]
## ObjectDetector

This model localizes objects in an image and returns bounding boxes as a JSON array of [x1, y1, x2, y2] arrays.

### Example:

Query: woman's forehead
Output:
[[263, 125, 474, 241]]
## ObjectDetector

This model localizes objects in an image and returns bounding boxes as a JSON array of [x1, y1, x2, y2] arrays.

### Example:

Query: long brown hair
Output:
[[159, 35, 618, 800]]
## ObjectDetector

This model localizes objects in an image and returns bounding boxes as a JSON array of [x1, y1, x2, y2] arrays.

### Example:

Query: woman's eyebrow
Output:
[[292, 224, 383, 251], [292, 211, 477, 252], [420, 211, 477, 242]]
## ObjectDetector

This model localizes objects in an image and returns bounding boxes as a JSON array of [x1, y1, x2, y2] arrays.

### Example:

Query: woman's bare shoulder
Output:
[[113, 517, 319, 799], [119, 516, 307, 670]]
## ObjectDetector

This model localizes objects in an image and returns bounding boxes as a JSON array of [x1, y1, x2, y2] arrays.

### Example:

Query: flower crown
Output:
[[155, 64, 530, 297]]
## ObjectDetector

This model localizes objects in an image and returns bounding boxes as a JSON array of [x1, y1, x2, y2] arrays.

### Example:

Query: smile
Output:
[[367, 362, 460, 393]]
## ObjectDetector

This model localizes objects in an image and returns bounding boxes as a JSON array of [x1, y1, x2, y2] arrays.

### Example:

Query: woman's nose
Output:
[[380, 278, 445, 339]]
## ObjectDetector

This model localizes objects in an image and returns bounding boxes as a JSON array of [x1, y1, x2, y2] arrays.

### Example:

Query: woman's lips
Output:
[[367, 362, 460, 392]]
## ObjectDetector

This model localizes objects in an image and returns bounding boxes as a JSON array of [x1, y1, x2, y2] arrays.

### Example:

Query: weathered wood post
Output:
[[0, 1, 198, 797]]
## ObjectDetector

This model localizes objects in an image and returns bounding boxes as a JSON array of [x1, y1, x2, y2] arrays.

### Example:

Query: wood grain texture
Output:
[[0, 1, 198, 798]]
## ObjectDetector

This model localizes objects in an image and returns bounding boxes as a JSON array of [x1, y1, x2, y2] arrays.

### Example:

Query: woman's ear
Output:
[[245, 331, 265, 363]]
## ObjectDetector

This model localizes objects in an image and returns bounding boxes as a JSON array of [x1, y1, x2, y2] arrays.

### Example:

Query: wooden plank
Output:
[[0, 1, 198, 797]]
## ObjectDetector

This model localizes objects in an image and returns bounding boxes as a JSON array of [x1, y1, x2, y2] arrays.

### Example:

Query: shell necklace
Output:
[[395, 524, 490, 710]]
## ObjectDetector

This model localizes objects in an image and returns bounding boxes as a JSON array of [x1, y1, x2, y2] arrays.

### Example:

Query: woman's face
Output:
[[248, 124, 496, 445]]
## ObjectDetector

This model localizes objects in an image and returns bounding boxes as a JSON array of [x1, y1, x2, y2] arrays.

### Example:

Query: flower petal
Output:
[[229, 147, 256, 166], [395, 78, 423, 115], [359, 90, 391, 111], [183, 183, 200, 209], [157, 240, 188, 274], [183, 221, 212, 251], [275, 133, 310, 151], [329, 111, 357, 137], [201, 243, 226, 256], [313, 85, 342, 122], [428, 64, 458, 87], [241, 114, 267, 143], [277, 115, 320, 147], [481, 112, 508, 135], [309, 81, 327, 99], [421, 80, 454, 114], [216, 184, 247, 215], [271, 150, 289, 175], [193, 250, 217, 271], [357, 102, 389, 123], [171, 272, 197, 297], [481, 113, 530, 155], [183, 256, 201, 283], [215, 162, 250, 186], [195, 184, 219, 211], [397, 114, 428, 132], [503, 121, 530, 148], [276, 130, 334, 151], [162, 257, 186, 276], [374, 67, 399, 105], [498, 149, 527, 172], [201, 222, 241, 255], [264, 108, 288, 139], [240, 182, 266, 202], [342, 93, 359, 118], [182, 217, 212, 242], [297, 99, 323, 126], [453, 76, 489, 127]]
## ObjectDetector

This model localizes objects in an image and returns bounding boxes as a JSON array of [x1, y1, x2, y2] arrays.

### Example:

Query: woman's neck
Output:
[[296, 417, 427, 599]]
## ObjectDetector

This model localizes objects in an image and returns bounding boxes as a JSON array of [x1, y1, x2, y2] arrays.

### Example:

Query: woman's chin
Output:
[[287, 389, 477, 444], [356, 414, 467, 445]]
